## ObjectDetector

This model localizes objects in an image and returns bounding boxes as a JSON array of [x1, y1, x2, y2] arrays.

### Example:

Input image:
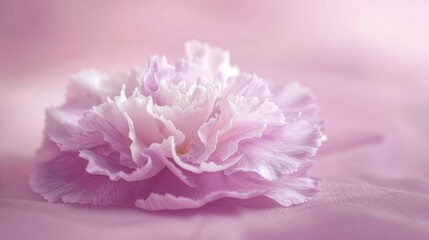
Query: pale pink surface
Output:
[[1, 0, 429, 239]]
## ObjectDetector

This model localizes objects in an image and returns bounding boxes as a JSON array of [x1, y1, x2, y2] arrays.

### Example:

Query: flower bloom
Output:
[[29, 42, 325, 210]]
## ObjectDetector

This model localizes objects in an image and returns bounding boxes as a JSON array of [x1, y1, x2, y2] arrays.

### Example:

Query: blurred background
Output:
[[1, 1, 429, 239]]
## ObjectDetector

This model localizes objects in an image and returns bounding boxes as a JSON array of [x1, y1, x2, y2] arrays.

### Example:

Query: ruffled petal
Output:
[[59, 90, 162, 181], [142, 137, 197, 187], [225, 132, 308, 181], [65, 68, 139, 110], [264, 176, 318, 206], [91, 88, 184, 148], [172, 93, 286, 173], [272, 82, 326, 157], [185, 41, 239, 80], [29, 150, 138, 206], [151, 85, 218, 146], [134, 168, 316, 211], [139, 56, 175, 102], [226, 83, 325, 180], [64, 70, 104, 109], [205, 96, 286, 164], [134, 170, 263, 211], [135, 189, 260, 211], [80, 148, 165, 182], [44, 107, 81, 146], [273, 82, 322, 122], [99, 67, 141, 100], [226, 73, 272, 100]]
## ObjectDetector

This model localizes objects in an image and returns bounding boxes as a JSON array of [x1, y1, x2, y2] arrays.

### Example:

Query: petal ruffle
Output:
[[65, 69, 139, 110], [226, 82, 325, 180], [225, 131, 307, 181], [64, 70, 104, 110], [226, 73, 272, 100], [264, 176, 318, 206], [29, 150, 138, 206], [134, 168, 316, 211], [185, 41, 239, 80], [134, 170, 262, 210], [178, 94, 286, 172], [273, 82, 326, 157]]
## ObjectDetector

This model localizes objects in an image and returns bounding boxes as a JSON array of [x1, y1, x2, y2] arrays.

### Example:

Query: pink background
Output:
[[1, 1, 429, 239]]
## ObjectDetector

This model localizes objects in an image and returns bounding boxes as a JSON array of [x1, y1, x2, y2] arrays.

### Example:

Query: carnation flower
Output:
[[29, 41, 325, 210]]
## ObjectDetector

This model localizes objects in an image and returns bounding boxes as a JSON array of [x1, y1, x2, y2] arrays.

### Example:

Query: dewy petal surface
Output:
[[30, 41, 325, 210]]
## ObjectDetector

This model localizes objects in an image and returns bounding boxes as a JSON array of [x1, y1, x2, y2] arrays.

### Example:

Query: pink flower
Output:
[[29, 41, 325, 210]]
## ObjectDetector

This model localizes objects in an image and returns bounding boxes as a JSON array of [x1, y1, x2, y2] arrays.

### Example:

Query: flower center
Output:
[[175, 142, 191, 155]]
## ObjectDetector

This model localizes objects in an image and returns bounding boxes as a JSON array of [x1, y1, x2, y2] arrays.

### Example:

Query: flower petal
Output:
[[225, 82, 325, 180], [134, 169, 316, 211], [29, 150, 138, 206], [134, 170, 263, 211], [44, 107, 81, 146], [272, 82, 326, 158], [81, 146, 164, 182], [99, 68, 140, 100], [142, 137, 197, 187], [225, 139, 304, 181], [226, 73, 272, 100], [204, 96, 285, 164], [64, 70, 104, 109], [185, 41, 239, 80], [273, 82, 321, 122], [264, 176, 318, 206], [138, 56, 175, 102]]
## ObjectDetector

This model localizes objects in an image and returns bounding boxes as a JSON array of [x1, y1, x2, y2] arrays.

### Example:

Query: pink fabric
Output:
[[1, 0, 429, 239]]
